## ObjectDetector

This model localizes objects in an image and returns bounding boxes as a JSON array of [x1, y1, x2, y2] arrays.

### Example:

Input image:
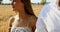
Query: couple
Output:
[[9, 0, 60, 32]]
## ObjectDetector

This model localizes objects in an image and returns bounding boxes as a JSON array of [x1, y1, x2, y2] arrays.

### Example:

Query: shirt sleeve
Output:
[[35, 4, 50, 32]]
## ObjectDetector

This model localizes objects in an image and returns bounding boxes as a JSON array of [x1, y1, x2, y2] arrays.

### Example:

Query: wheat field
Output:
[[0, 5, 43, 32]]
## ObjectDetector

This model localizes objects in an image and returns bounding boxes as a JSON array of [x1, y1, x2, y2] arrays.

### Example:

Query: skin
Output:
[[58, 0, 60, 7], [9, 0, 37, 32], [56, 0, 60, 7]]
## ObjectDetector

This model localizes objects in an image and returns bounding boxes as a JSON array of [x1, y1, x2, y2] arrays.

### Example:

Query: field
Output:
[[0, 5, 43, 32]]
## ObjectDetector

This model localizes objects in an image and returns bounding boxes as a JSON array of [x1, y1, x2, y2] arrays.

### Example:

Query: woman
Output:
[[9, 0, 37, 32], [35, 0, 60, 32]]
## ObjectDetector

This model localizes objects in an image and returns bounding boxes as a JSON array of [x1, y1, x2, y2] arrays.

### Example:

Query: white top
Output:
[[35, 3, 60, 32], [11, 27, 32, 32]]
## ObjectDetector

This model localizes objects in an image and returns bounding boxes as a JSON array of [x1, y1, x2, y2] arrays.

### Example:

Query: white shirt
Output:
[[35, 3, 60, 32]]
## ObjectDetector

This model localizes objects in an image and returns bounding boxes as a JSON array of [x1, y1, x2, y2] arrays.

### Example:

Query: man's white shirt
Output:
[[35, 2, 60, 32]]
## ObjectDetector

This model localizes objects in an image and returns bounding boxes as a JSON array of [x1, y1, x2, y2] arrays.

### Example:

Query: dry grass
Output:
[[0, 5, 43, 32], [32, 5, 43, 16]]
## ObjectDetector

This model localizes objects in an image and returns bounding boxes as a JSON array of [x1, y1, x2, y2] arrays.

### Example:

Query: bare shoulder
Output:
[[9, 16, 15, 23], [30, 15, 37, 26], [32, 16, 37, 22]]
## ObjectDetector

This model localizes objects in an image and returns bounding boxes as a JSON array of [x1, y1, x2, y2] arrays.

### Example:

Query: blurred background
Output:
[[0, 0, 51, 32]]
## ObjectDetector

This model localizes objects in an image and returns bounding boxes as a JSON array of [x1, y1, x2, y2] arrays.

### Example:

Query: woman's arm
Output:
[[9, 17, 15, 32]]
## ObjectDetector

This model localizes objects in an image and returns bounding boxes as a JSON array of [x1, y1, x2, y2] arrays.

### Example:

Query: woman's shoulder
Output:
[[9, 14, 19, 22], [9, 16, 15, 22]]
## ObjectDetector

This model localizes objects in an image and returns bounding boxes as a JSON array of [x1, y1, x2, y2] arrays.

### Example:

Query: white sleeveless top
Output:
[[9, 14, 33, 32], [35, 3, 60, 32]]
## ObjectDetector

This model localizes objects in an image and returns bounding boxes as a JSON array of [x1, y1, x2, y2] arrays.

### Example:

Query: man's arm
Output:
[[35, 4, 50, 32]]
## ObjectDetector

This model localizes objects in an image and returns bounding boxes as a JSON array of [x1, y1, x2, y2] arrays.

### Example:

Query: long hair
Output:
[[21, 0, 35, 16], [9, 0, 37, 32]]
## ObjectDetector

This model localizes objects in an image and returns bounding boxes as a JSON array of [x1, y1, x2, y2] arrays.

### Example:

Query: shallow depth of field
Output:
[[0, 5, 43, 32]]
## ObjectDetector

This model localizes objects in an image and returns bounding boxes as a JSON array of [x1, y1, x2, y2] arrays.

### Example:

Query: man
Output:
[[35, 0, 60, 32]]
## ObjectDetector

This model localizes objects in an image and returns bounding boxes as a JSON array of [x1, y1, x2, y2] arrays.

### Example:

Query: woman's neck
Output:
[[19, 10, 30, 19]]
